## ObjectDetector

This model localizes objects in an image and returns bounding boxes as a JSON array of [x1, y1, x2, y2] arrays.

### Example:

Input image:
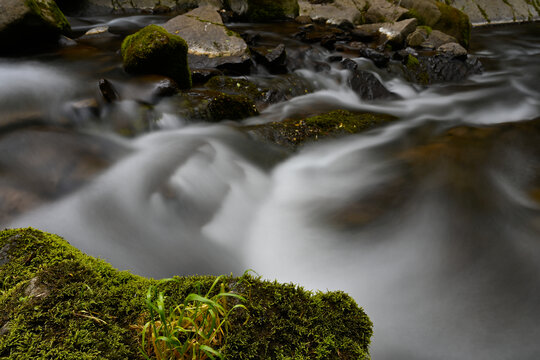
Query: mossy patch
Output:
[[205, 76, 266, 102], [434, 2, 471, 48], [207, 92, 259, 121], [0, 228, 372, 359], [245, 109, 397, 149], [121, 25, 192, 89]]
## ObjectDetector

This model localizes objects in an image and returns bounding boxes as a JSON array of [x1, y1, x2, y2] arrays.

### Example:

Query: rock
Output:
[[420, 29, 457, 50], [191, 68, 223, 84], [245, 109, 397, 149], [393, 53, 483, 85], [162, 6, 251, 75], [0, 322, 10, 336], [0, 228, 373, 360], [365, 0, 409, 23], [400, 0, 471, 48], [77, 25, 119, 44], [358, 48, 391, 68], [121, 24, 191, 89], [295, 15, 313, 24], [205, 76, 265, 102], [98, 79, 120, 103], [437, 42, 468, 60], [0, 0, 71, 54], [377, 18, 418, 49], [451, 0, 539, 25], [341, 58, 397, 100], [251, 44, 288, 74], [406, 27, 429, 47], [24, 277, 51, 299], [298, 0, 366, 26], [227, 0, 300, 21]]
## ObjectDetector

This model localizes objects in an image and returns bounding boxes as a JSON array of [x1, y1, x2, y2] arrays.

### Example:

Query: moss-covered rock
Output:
[[227, 0, 300, 21], [207, 91, 259, 121], [0, 0, 71, 54], [0, 228, 373, 359], [245, 109, 397, 149], [121, 24, 192, 89], [205, 76, 266, 102], [399, 0, 471, 48]]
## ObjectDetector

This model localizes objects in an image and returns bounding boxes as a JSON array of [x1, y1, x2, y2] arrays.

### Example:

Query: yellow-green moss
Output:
[[0, 228, 372, 359], [121, 25, 192, 89], [242, 0, 300, 21], [24, 0, 71, 34], [207, 92, 259, 121], [246, 109, 397, 149], [205, 76, 266, 101], [406, 54, 420, 69], [434, 2, 471, 48]]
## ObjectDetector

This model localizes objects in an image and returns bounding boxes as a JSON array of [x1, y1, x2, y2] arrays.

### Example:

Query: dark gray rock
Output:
[[341, 58, 397, 100]]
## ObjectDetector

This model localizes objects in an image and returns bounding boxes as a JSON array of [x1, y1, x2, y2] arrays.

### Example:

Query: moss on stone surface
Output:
[[205, 76, 266, 102], [434, 2, 471, 48], [207, 92, 259, 121], [0, 228, 372, 359], [25, 0, 71, 34], [121, 24, 192, 89], [245, 109, 397, 149], [245, 0, 300, 21]]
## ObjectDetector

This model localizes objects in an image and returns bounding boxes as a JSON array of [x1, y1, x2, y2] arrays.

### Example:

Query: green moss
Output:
[[245, 0, 300, 21], [406, 54, 420, 70], [0, 228, 372, 359], [418, 25, 432, 35], [434, 2, 471, 48], [205, 76, 265, 101], [24, 0, 71, 34], [207, 92, 259, 121], [476, 4, 491, 23], [121, 25, 192, 89], [245, 109, 397, 149]]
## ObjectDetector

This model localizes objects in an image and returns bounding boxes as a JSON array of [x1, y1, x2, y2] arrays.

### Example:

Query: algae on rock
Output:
[[121, 24, 192, 89], [0, 228, 373, 359]]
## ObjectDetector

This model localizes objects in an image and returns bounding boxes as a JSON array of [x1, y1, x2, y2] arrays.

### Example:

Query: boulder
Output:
[[400, 0, 471, 48], [437, 41, 468, 60], [298, 0, 367, 26], [227, 0, 300, 21], [341, 58, 397, 100], [162, 6, 251, 74], [420, 29, 457, 50], [365, 0, 409, 23], [0, 228, 373, 359], [121, 24, 192, 88], [245, 109, 397, 149], [250, 44, 288, 73], [406, 27, 429, 47], [451, 0, 539, 25], [0, 0, 71, 54], [377, 18, 418, 49]]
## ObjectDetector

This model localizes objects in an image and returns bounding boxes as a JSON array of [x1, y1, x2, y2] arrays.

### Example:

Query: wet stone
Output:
[[98, 79, 120, 103], [0, 236, 19, 266]]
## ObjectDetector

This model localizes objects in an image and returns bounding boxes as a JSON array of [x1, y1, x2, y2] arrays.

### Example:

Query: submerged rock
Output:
[[121, 24, 191, 88], [341, 58, 397, 100], [162, 6, 251, 74], [245, 109, 397, 149], [0, 228, 373, 359], [250, 43, 288, 73], [0, 0, 71, 54]]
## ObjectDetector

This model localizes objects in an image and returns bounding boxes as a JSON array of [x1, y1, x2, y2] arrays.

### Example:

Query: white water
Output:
[[3, 23, 540, 359]]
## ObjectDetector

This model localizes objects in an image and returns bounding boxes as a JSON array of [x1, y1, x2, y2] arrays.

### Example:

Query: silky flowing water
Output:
[[1, 19, 540, 359]]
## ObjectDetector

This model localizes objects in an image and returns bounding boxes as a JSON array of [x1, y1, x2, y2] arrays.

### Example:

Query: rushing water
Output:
[[1, 18, 540, 359]]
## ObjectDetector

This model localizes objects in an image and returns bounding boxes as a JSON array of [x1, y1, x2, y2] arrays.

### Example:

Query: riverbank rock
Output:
[[162, 6, 251, 74], [298, 0, 367, 26], [227, 0, 300, 21], [0, 228, 373, 359], [121, 24, 192, 88], [245, 109, 397, 149], [0, 0, 71, 54], [450, 0, 540, 25], [399, 0, 471, 48]]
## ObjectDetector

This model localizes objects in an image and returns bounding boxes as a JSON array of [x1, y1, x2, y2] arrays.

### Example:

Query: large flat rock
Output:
[[451, 0, 540, 25]]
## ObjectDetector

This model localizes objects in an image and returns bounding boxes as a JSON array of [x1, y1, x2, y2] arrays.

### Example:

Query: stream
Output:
[[1, 17, 540, 359]]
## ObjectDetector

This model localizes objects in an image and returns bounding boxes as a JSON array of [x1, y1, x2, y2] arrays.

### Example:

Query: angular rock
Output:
[[342, 58, 397, 100], [0, 0, 71, 54], [451, 0, 539, 25], [377, 18, 418, 49], [228, 0, 300, 21], [365, 0, 409, 23], [251, 44, 288, 74], [98, 79, 120, 103], [437, 42, 468, 60], [399, 0, 441, 26], [162, 6, 251, 74], [421, 29, 457, 50], [406, 27, 429, 47], [298, 0, 366, 26], [121, 24, 191, 88]]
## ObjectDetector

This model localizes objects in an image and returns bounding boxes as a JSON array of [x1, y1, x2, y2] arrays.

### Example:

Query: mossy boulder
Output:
[[399, 0, 471, 48], [0, 0, 71, 54], [121, 24, 192, 89], [227, 0, 300, 21], [0, 228, 373, 359], [245, 109, 397, 149]]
